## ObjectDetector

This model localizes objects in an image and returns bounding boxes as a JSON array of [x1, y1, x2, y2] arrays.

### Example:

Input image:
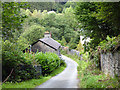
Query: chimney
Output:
[[44, 31, 51, 38]]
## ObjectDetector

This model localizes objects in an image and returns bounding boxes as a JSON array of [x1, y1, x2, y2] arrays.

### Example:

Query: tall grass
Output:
[[62, 52, 120, 88], [78, 60, 119, 88]]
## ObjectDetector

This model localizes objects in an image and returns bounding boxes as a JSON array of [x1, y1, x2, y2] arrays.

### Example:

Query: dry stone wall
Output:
[[62, 46, 120, 78], [61, 46, 82, 59], [101, 52, 120, 77]]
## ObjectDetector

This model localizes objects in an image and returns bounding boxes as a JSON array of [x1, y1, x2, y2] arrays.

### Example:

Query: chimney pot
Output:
[[44, 31, 51, 38]]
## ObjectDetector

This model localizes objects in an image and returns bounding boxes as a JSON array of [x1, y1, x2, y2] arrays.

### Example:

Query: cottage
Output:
[[30, 31, 61, 56]]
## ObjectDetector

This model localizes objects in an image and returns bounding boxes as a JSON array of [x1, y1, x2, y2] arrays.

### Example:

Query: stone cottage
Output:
[[30, 31, 61, 56]]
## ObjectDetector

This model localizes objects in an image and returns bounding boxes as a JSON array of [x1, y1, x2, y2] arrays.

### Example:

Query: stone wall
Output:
[[61, 46, 120, 77], [31, 41, 56, 53], [101, 52, 120, 77], [61, 46, 82, 59], [34, 65, 42, 77]]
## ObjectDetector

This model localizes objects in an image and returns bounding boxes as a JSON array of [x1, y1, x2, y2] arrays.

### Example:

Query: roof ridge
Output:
[[39, 37, 61, 50]]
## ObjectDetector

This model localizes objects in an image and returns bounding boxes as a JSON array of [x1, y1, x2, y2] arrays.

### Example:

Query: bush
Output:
[[2, 40, 38, 82], [99, 35, 120, 52], [2, 40, 65, 82], [35, 52, 61, 75]]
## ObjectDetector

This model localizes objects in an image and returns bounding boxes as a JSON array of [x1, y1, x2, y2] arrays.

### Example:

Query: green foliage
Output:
[[2, 40, 36, 82], [64, 54, 80, 64], [99, 35, 120, 52], [2, 2, 37, 82], [2, 76, 50, 88], [3, 41, 65, 82], [2, 40, 25, 66], [75, 2, 101, 49], [2, 64, 66, 88], [35, 52, 63, 75], [89, 49, 100, 68], [63, 6, 78, 29], [64, 2, 76, 8], [2, 2, 28, 41], [61, 36, 67, 46], [76, 40, 83, 52], [27, 2, 66, 13], [65, 54, 119, 88], [17, 36, 29, 50], [74, 2, 120, 50], [22, 7, 79, 47], [68, 38, 77, 50], [48, 27, 60, 40], [78, 60, 119, 88], [95, 2, 120, 30], [74, 2, 120, 70], [2, 1, 71, 84], [41, 12, 56, 27], [61, 50, 68, 55], [21, 24, 45, 44], [23, 52, 38, 65]]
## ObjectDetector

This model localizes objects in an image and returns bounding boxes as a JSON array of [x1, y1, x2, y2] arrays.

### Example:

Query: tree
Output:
[[21, 24, 45, 45], [27, 2, 66, 13], [2, 2, 28, 41], [2, 2, 32, 82], [74, 2, 120, 50], [63, 6, 78, 30], [64, 1, 76, 8], [42, 12, 56, 27], [68, 38, 77, 50], [61, 36, 67, 46], [46, 27, 60, 40], [95, 2, 120, 30], [21, 6, 79, 49]]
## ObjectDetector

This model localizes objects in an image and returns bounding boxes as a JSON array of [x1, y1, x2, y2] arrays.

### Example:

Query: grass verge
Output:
[[64, 54, 80, 63], [2, 65, 66, 88], [0, 83, 2, 90], [63, 53, 120, 88], [78, 60, 120, 88]]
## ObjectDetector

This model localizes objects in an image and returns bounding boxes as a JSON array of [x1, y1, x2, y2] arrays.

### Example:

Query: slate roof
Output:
[[39, 37, 61, 50]]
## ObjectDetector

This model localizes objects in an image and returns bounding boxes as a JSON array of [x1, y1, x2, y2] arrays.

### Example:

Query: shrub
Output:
[[2, 40, 64, 82], [99, 35, 120, 52], [2, 40, 37, 82], [35, 52, 61, 75]]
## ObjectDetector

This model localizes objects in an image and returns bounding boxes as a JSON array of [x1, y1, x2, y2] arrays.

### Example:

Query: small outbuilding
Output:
[[30, 31, 61, 56]]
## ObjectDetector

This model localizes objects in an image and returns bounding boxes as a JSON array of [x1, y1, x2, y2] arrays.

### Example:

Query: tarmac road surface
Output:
[[36, 55, 78, 88]]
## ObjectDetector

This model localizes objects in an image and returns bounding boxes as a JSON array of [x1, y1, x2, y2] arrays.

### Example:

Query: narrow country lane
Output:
[[36, 55, 78, 88]]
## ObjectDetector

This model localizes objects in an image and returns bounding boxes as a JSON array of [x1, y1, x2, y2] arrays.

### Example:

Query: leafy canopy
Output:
[[74, 2, 120, 50]]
